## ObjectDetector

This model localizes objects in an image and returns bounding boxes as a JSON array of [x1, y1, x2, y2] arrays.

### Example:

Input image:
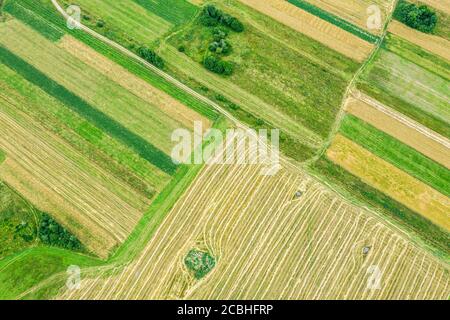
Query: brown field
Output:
[[238, 0, 374, 62], [55, 144, 449, 299], [57, 36, 211, 130], [417, 0, 450, 15], [0, 83, 148, 258], [345, 94, 450, 169], [304, 0, 395, 34], [389, 20, 450, 61], [327, 135, 450, 231]]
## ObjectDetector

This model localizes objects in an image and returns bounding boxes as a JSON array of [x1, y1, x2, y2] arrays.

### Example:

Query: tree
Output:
[[394, 1, 437, 33]]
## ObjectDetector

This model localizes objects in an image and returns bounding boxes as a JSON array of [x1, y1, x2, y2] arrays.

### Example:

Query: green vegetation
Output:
[[0, 148, 5, 164], [184, 249, 216, 279], [38, 214, 83, 251], [137, 46, 165, 69], [340, 115, 450, 197], [199, 4, 244, 32], [133, 0, 198, 26], [383, 33, 450, 81], [0, 182, 40, 259], [310, 157, 450, 260], [3, 1, 63, 41], [203, 55, 234, 75], [287, 0, 379, 43], [358, 48, 450, 138], [0, 46, 177, 175], [394, 0, 437, 33], [0, 182, 84, 260]]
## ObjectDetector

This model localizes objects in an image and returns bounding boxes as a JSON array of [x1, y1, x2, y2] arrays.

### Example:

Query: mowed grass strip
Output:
[[3, 0, 63, 41], [133, 0, 198, 26], [0, 45, 177, 175], [340, 115, 450, 196], [287, 0, 379, 42], [0, 148, 5, 164], [327, 135, 450, 231]]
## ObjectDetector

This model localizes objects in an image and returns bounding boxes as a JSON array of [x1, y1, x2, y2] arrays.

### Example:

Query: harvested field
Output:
[[57, 146, 449, 299], [327, 135, 450, 231], [389, 20, 450, 61], [238, 0, 374, 62], [58, 36, 211, 130], [345, 94, 450, 169], [0, 92, 147, 258], [300, 0, 394, 34]]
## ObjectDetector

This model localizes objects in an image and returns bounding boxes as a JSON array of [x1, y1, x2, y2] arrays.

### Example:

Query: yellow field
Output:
[[389, 20, 450, 61], [345, 95, 450, 169], [304, 0, 395, 34], [327, 135, 450, 231], [0, 89, 147, 258], [238, 0, 374, 62], [55, 146, 449, 299]]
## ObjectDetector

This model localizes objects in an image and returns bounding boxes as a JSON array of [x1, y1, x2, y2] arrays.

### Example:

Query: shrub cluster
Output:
[[38, 214, 82, 251], [203, 55, 233, 75], [137, 46, 165, 69], [208, 27, 231, 55], [184, 249, 216, 279], [199, 4, 244, 32], [394, 0, 437, 33]]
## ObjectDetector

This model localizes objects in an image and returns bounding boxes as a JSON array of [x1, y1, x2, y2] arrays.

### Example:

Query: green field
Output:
[[357, 47, 450, 138], [0, 149, 5, 164], [340, 115, 450, 197], [287, 0, 379, 43]]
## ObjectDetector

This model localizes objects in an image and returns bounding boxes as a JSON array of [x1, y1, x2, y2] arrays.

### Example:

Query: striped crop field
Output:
[[327, 135, 450, 232], [56, 152, 449, 299], [345, 93, 450, 169], [298, 0, 395, 35], [0, 83, 148, 258], [238, 0, 375, 62]]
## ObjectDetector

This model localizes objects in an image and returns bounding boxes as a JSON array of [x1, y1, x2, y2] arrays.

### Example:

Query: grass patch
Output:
[[340, 115, 450, 197], [3, 0, 63, 41], [287, 0, 379, 43], [184, 249, 215, 279], [310, 157, 450, 259], [0, 45, 177, 175], [0, 148, 5, 164]]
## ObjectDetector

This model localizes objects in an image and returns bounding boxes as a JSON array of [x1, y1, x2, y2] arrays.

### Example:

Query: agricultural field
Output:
[[357, 46, 450, 139], [55, 159, 449, 300], [327, 135, 449, 232], [238, 0, 375, 61], [345, 94, 450, 169], [0, 0, 448, 303], [290, 0, 393, 36]]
